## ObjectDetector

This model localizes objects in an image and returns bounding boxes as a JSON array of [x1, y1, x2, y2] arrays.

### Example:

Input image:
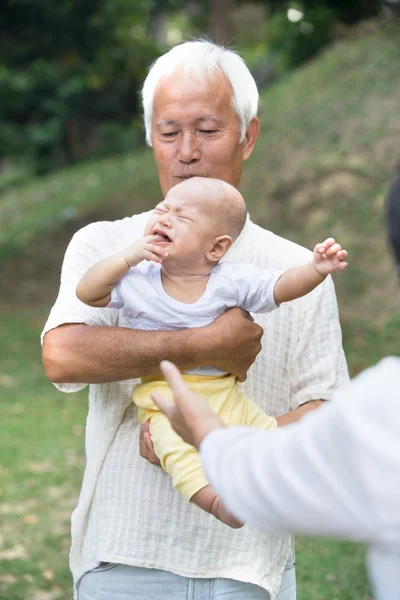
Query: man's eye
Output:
[[161, 132, 178, 138], [199, 129, 217, 134]]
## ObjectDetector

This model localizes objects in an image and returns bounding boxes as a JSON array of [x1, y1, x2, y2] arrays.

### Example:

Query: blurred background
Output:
[[1, 1, 399, 598]]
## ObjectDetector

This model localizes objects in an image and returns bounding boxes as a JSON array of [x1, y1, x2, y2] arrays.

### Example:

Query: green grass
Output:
[[0, 149, 159, 260], [0, 308, 87, 600], [1, 20, 400, 600], [296, 538, 371, 599]]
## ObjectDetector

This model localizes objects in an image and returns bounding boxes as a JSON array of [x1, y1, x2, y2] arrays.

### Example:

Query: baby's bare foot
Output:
[[211, 496, 243, 529]]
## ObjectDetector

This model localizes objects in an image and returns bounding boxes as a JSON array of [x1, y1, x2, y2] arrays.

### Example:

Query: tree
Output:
[[0, 0, 158, 173]]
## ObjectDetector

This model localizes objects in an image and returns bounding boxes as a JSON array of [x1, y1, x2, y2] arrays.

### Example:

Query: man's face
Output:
[[151, 69, 259, 196]]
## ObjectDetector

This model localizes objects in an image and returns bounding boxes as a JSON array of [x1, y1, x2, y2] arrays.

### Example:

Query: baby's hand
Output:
[[313, 238, 348, 277], [124, 235, 168, 268]]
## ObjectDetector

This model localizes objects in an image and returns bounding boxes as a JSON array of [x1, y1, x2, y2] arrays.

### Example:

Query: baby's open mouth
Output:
[[153, 232, 172, 243]]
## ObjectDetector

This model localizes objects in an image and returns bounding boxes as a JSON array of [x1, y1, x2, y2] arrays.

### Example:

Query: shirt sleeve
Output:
[[41, 223, 118, 393], [108, 281, 123, 310], [200, 358, 400, 550], [229, 263, 283, 314], [288, 274, 349, 408]]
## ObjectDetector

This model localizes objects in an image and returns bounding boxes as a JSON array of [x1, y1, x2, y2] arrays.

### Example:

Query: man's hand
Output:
[[139, 308, 263, 462], [151, 361, 225, 449], [124, 235, 168, 268], [313, 238, 348, 277], [139, 420, 161, 466], [206, 308, 263, 382]]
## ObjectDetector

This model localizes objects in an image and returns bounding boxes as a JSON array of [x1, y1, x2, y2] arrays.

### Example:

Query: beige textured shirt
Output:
[[42, 212, 349, 599]]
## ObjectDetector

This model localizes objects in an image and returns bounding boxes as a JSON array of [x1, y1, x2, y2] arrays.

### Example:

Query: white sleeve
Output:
[[228, 263, 283, 313], [108, 281, 123, 310], [200, 358, 400, 549], [288, 274, 349, 408], [41, 223, 118, 393]]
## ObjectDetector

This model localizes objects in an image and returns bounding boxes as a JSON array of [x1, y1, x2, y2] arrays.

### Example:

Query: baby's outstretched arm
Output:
[[274, 237, 348, 305], [76, 236, 168, 307]]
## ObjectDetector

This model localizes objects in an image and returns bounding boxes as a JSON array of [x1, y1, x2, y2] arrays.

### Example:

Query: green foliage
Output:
[[312, 0, 382, 25], [0, 0, 158, 174], [253, 0, 382, 25], [267, 6, 335, 73]]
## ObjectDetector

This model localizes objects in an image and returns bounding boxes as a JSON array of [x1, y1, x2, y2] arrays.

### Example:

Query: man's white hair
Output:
[[141, 40, 259, 147]]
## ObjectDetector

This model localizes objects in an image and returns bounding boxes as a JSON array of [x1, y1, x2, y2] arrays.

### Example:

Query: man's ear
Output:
[[207, 235, 233, 263], [243, 116, 260, 161]]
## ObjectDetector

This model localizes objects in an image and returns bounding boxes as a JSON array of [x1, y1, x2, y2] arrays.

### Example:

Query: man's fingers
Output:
[[139, 420, 150, 445], [139, 420, 161, 465], [239, 309, 254, 322], [160, 360, 189, 404], [144, 432, 154, 453], [151, 390, 173, 416]]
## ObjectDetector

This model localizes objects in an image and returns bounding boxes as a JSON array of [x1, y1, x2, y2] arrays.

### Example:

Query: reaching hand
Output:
[[124, 235, 169, 268], [151, 361, 225, 449], [313, 238, 348, 277]]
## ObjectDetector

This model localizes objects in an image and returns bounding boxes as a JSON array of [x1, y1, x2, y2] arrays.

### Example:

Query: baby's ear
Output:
[[207, 235, 233, 263]]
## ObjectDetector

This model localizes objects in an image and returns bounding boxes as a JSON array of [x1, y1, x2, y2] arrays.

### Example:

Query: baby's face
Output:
[[144, 184, 220, 265]]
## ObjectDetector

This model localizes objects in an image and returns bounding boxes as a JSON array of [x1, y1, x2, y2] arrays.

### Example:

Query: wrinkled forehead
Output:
[[153, 68, 235, 117]]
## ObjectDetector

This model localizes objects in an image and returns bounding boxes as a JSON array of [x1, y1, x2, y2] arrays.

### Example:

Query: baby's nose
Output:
[[158, 215, 171, 227]]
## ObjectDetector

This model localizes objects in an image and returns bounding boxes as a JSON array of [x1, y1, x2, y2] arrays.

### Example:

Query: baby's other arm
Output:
[[76, 235, 168, 307], [274, 238, 348, 305]]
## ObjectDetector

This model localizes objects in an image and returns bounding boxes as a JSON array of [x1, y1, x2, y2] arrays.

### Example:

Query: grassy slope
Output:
[[2, 22, 400, 599], [245, 20, 400, 372]]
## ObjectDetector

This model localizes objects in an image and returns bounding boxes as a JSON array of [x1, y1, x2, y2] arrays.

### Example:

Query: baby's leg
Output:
[[238, 392, 278, 431], [149, 413, 243, 528], [191, 486, 243, 529]]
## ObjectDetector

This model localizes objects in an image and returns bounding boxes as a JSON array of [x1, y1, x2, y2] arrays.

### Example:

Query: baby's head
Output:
[[145, 177, 247, 270]]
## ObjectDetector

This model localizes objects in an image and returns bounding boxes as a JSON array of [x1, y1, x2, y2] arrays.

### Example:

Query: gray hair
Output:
[[141, 40, 259, 147]]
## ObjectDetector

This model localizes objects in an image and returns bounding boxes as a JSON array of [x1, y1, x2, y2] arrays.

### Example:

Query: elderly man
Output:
[[42, 41, 348, 600]]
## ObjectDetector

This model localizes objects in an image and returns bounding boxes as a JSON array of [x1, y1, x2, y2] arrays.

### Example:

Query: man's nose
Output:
[[177, 132, 200, 164]]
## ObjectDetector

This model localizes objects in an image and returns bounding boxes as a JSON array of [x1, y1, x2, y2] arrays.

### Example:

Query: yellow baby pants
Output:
[[133, 374, 277, 502]]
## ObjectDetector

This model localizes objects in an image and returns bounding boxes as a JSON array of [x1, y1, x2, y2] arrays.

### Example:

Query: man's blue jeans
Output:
[[78, 552, 296, 599]]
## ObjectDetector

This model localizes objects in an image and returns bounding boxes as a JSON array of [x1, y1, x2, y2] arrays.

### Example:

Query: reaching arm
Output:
[[152, 359, 400, 547], [201, 359, 400, 547], [274, 237, 348, 305]]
